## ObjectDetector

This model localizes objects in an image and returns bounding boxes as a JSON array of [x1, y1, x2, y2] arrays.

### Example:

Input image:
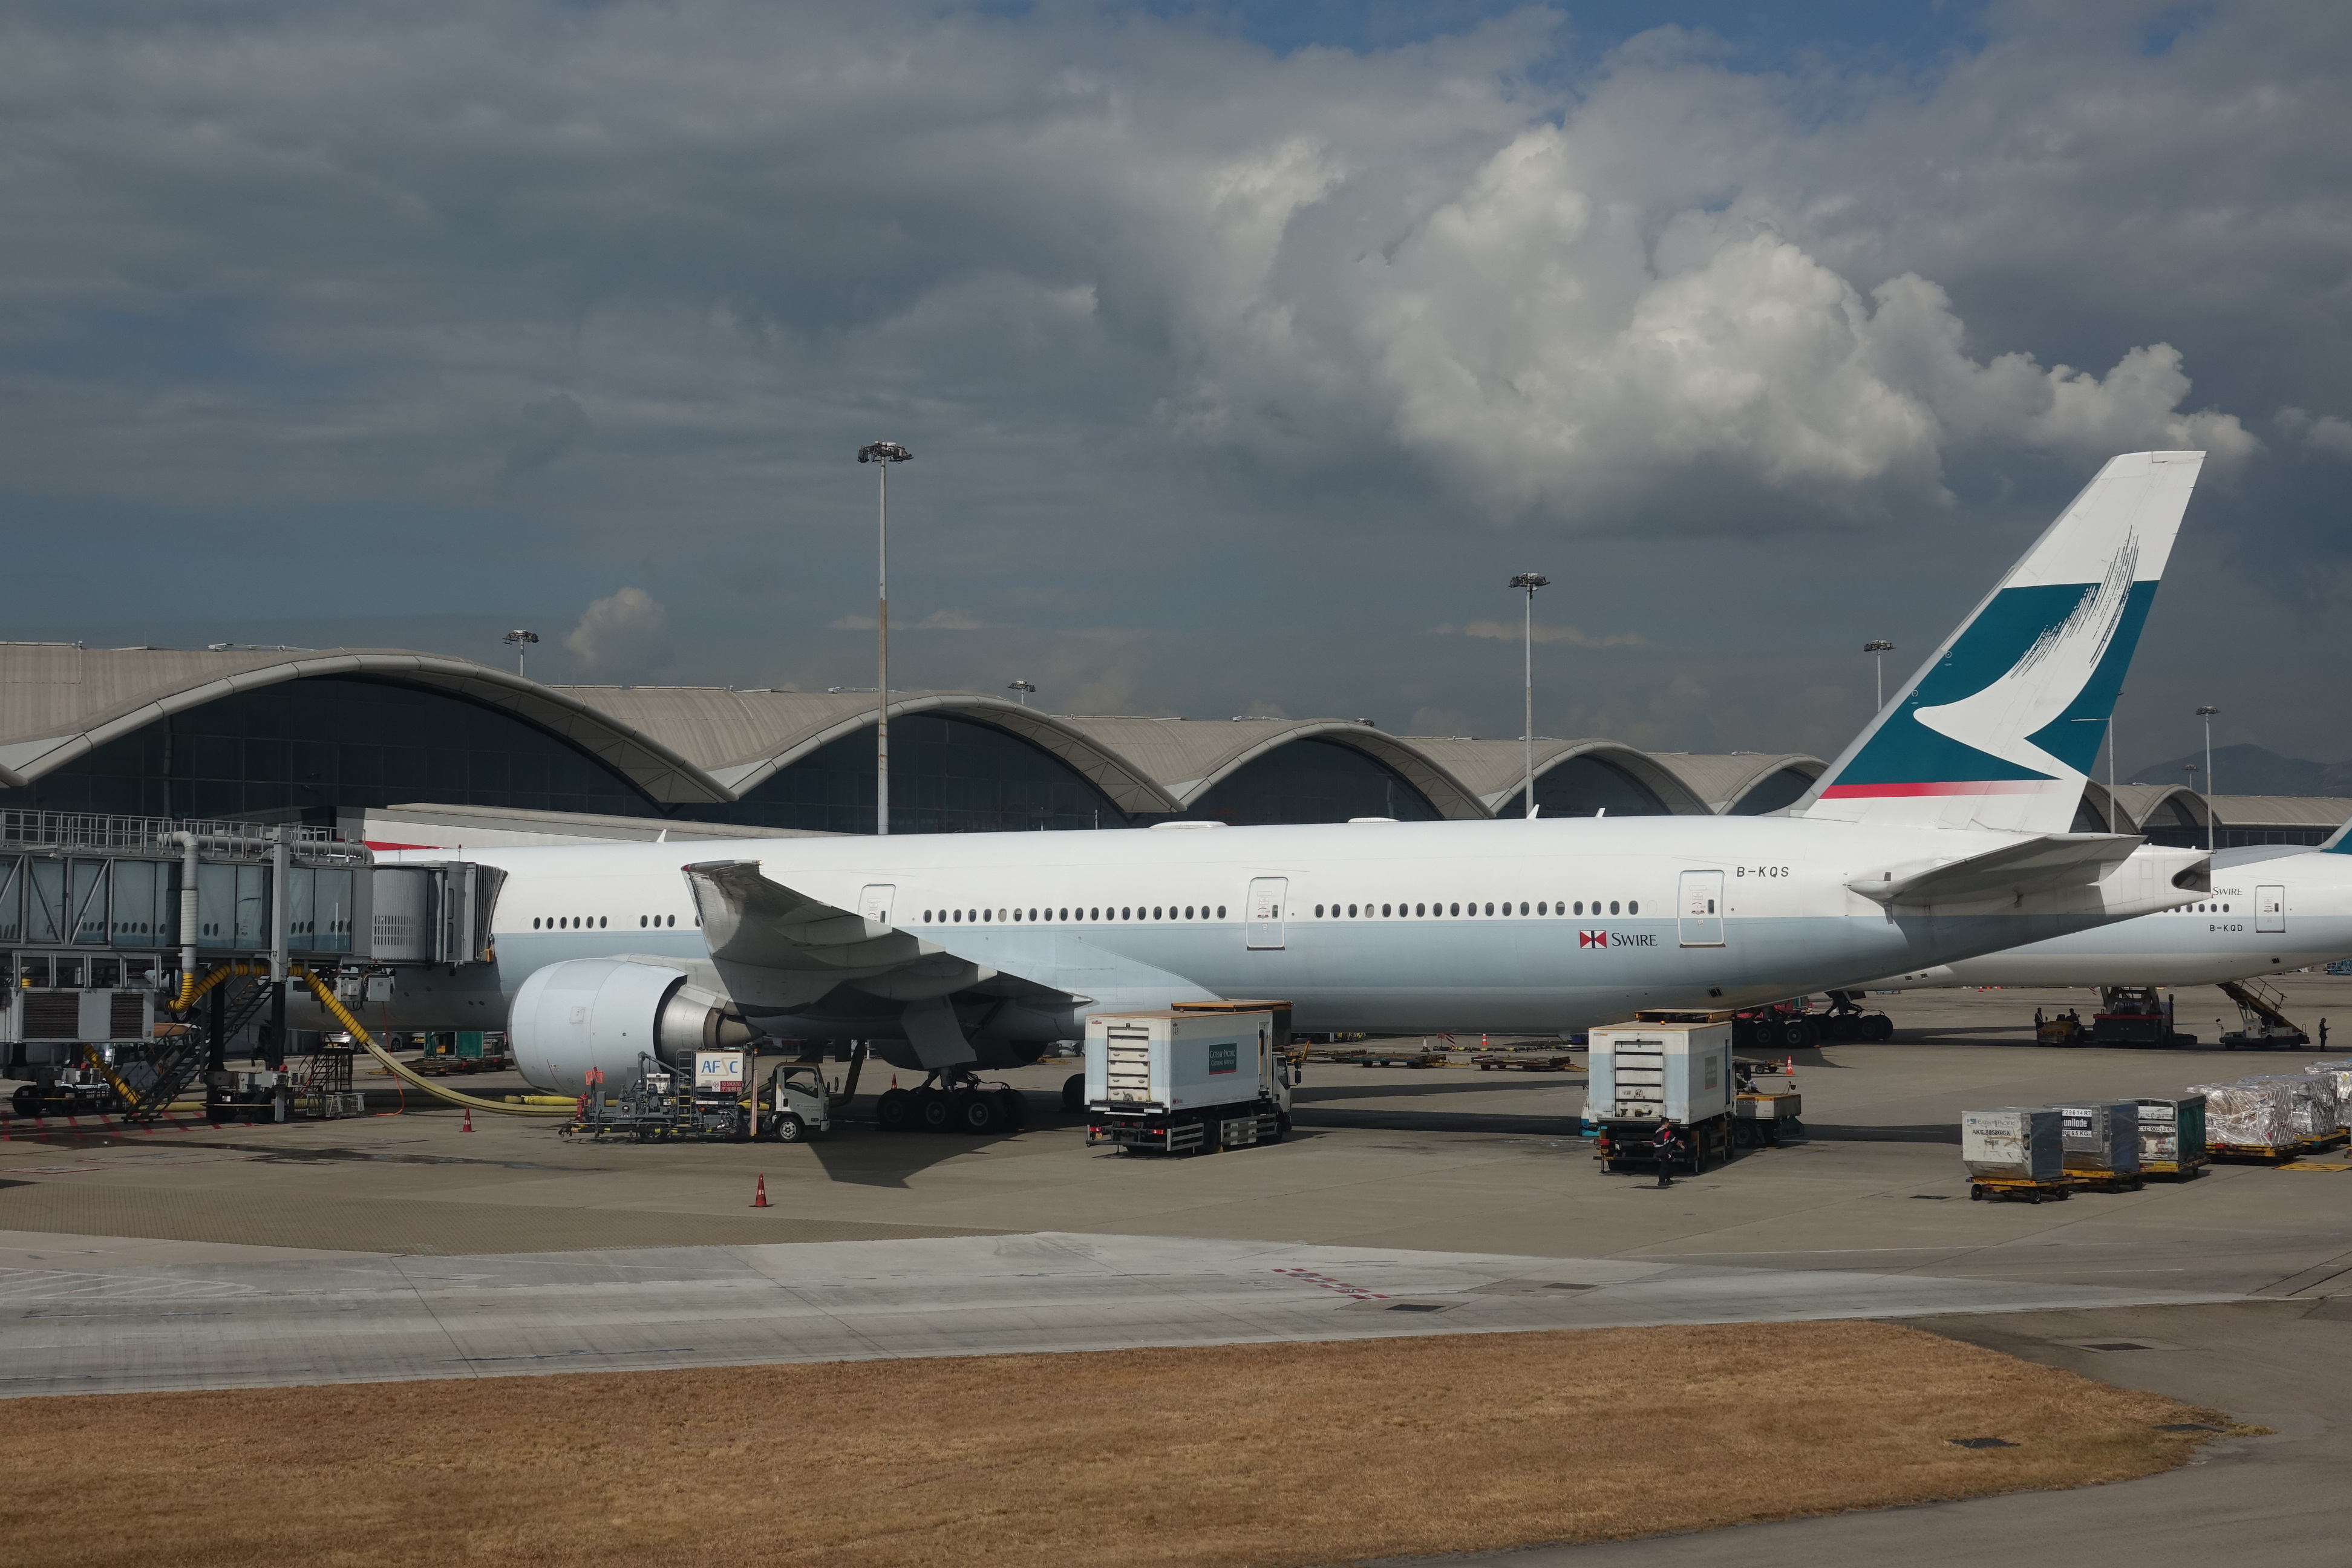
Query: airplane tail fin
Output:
[[2321, 814, 2352, 854], [1797, 451, 2204, 834]]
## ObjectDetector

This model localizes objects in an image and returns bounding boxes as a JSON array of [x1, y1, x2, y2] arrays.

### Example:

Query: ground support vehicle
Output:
[[2090, 987, 2197, 1047], [1732, 1070, 1802, 1148], [562, 1052, 835, 1142], [2218, 978, 2311, 1050], [1970, 1177, 2072, 1203], [206, 1067, 290, 1123], [1336, 1048, 1448, 1069], [10, 1062, 128, 1117], [1589, 1013, 1736, 1175], [413, 1030, 514, 1075], [876, 1066, 1027, 1135], [1084, 1010, 1291, 1158], [1474, 1051, 1578, 1072]]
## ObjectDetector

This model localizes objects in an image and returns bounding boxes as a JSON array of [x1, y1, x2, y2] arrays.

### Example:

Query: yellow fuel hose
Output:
[[288, 965, 573, 1119]]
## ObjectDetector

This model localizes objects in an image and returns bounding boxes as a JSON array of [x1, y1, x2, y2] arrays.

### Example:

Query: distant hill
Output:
[[2126, 744, 2352, 796]]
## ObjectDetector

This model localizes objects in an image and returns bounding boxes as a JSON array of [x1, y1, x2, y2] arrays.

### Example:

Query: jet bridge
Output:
[[0, 810, 501, 1121]]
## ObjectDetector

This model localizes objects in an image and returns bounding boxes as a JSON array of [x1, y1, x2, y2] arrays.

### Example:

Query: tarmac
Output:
[[0, 975, 2346, 1563]]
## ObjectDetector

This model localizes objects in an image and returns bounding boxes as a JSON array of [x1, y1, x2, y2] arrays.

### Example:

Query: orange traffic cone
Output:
[[890, 1073, 898, 1089], [751, 1174, 769, 1208], [462, 1106, 474, 1133]]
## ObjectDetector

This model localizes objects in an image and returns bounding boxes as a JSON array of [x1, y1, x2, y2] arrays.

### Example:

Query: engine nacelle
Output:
[[509, 959, 751, 1096]]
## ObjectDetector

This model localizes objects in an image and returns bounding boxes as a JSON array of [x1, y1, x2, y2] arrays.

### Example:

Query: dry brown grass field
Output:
[[1, 1321, 2230, 1567]]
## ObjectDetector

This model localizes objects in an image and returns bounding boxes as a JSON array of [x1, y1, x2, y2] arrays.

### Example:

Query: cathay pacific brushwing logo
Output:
[[1909, 533, 2139, 781], [1579, 929, 1608, 949]]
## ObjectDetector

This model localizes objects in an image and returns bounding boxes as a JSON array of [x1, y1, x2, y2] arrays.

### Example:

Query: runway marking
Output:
[[1273, 1268, 1387, 1300]]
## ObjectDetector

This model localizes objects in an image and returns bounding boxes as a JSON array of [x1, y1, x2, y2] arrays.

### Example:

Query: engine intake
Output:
[[509, 959, 750, 1096]]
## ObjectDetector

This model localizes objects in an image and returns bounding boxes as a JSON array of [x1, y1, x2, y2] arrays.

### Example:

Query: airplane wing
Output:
[[1849, 834, 2204, 914], [681, 860, 1083, 1065]]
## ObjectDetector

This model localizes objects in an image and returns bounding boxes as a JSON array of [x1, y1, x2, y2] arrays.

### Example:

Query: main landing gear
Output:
[[874, 1068, 1031, 1135]]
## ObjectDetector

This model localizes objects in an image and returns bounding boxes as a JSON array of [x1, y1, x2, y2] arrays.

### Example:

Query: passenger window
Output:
[[1537, 903, 1546, 916], [953, 910, 962, 923], [1217, 905, 1226, 918], [1573, 902, 1582, 915], [1609, 901, 1619, 915], [1185, 905, 1194, 919], [1483, 903, 1493, 916], [1628, 901, 1638, 915], [1348, 904, 1357, 918], [1381, 903, 1391, 917], [1448, 902, 1460, 916], [1122, 907, 1131, 920], [1415, 903, 1425, 916], [1315, 904, 1325, 918]]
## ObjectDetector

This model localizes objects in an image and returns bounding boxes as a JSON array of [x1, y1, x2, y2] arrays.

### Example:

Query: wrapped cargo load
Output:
[[2133, 1096, 2207, 1171], [2056, 1102, 2141, 1174], [2190, 1080, 2295, 1149], [2244, 1074, 2334, 1139], [1962, 1108, 2063, 1181], [2301, 1060, 2352, 1131]]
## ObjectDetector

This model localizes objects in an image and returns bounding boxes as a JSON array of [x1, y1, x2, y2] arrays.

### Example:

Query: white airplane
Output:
[[1864, 822, 2352, 989], [330, 452, 2213, 1096]]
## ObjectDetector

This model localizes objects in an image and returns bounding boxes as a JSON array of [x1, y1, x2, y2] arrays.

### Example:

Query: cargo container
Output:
[[2305, 1061, 2352, 1131], [1588, 1016, 1736, 1174], [1962, 1107, 2064, 1186], [2056, 1102, 2143, 1189], [2132, 1096, 2207, 1177], [1084, 1010, 1291, 1156], [2190, 1080, 2299, 1158]]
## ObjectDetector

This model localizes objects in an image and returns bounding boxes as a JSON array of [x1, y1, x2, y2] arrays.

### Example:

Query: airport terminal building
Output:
[[0, 643, 2339, 848]]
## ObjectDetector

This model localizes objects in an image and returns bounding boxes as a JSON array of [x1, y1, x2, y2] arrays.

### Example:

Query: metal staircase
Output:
[[85, 967, 275, 1122]]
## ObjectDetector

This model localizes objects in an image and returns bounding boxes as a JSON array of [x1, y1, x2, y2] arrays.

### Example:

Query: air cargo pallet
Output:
[[2298, 1129, 2349, 1154], [1472, 1053, 1578, 1072], [2061, 1168, 2147, 1194], [1968, 1177, 2071, 1203], [2141, 1158, 2208, 1181], [1333, 1051, 1449, 1069]]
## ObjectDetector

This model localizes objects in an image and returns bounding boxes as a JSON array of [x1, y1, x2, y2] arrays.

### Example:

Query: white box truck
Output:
[[1587, 1015, 1736, 1174], [1085, 1010, 1292, 1156]]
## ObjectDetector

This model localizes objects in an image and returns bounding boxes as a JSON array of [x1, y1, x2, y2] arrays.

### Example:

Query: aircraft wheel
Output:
[[1061, 1073, 1085, 1111], [1867, 1014, 1894, 1043], [875, 1088, 913, 1130], [10, 1085, 36, 1117], [918, 1089, 956, 1132], [959, 1094, 1000, 1134], [993, 1089, 1028, 1132]]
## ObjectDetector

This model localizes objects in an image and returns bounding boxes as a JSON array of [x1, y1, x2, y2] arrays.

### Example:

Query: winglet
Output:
[[1798, 452, 2203, 834]]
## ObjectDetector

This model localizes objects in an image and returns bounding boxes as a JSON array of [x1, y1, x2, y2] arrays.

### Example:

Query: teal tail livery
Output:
[[1800, 451, 2204, 834]]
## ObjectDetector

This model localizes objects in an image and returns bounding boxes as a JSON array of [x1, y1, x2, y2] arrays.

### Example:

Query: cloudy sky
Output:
[[4, 0, 2348, 771]]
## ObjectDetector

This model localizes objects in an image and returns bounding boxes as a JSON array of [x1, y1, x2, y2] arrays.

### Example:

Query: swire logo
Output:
[[1579, 929, 1609, 949]]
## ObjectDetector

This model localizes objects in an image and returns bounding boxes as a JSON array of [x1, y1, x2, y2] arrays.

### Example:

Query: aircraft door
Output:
[[1246, 878, 1287, 950], [2256, 884, 2285, 934], [1677, 870, 1725, 947], [858, 884, 897, 927]]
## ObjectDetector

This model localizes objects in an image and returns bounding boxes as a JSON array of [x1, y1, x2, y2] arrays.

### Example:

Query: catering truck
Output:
[[1588, 1013, 1736, 1175], [1085, 1010, 1292, 1156]]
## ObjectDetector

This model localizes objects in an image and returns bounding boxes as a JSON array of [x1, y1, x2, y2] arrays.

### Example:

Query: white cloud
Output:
[[564, 588, 673, 676], [2279, 407, 2352, 459]]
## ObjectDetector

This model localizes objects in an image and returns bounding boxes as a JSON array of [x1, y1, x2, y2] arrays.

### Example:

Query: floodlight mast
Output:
[[1508, 572, 1550, 820], [1862, 639, 1895, 711], [503, 629, 540, 678], [857, 440, 913, 835], [1008, 679, 1036, 707]]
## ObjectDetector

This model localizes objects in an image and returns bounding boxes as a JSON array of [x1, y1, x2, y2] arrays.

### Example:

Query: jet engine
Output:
[[509, 959, 751, 1096]]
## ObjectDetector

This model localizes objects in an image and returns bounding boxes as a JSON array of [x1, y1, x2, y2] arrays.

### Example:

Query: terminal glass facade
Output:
[[0, 677, 660, 825], [1185, 739, 1439, 825], [710, 714, 1129, 834], [1492, 755, 1670, 821], [1728, 766, 1815, 816]]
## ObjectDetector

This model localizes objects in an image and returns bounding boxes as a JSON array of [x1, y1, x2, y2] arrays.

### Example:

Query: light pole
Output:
[[2197, 705, 2218, 851], [1007, 679, 1036, 707], [857, 440, 913, 836], [503, 629, 539, 678], [1508, 572, 1549, 820], [1862, 640, 1895, 711]]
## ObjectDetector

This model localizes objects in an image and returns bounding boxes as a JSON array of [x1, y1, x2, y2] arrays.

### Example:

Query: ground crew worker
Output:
[[1653, 1119, 1678, 1187]]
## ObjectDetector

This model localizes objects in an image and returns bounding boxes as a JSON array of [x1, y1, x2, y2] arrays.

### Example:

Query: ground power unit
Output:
[[1084, 1010, 1292, 1157], [1587, 1015, 1736, 1175]]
